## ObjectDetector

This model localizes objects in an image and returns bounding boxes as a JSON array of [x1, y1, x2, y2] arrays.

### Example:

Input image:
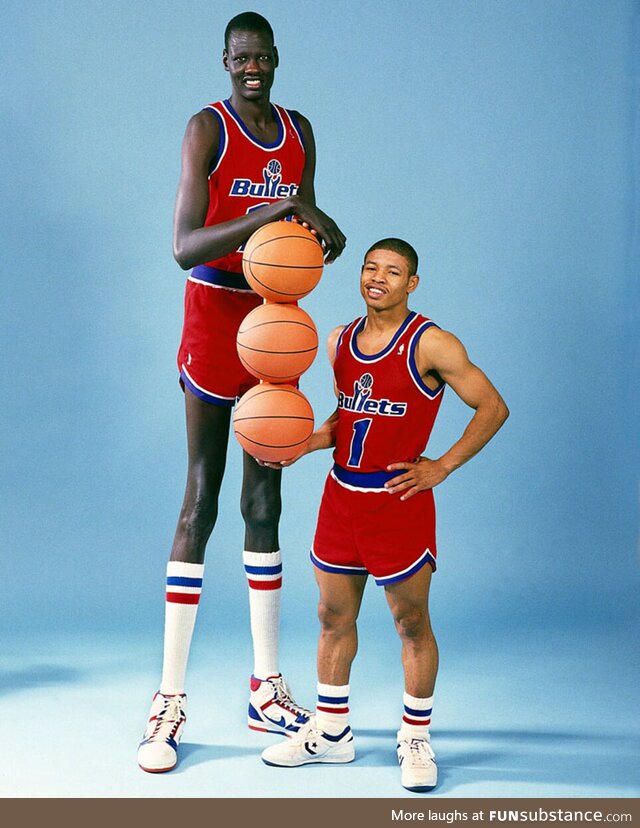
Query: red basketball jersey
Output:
[[202, 99, 306, 274], [332, 312, 445, 486]]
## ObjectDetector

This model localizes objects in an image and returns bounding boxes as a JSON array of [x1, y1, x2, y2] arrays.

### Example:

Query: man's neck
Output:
[[229, 93, 273, 125], [364, 305, 411, 335]]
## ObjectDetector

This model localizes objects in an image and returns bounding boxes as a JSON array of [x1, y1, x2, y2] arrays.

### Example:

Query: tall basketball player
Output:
[[260, 239, 508, 791], [137, 12, 346, 773]]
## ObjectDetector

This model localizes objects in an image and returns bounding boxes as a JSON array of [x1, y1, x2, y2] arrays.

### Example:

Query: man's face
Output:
[[223, 30, 278, 101], [360, 248, 419, 310]]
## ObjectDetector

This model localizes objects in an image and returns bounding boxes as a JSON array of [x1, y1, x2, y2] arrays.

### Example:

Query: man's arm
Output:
[[172, 110, 346, 270], [259, 325, 345, 468], [386, 327, 509, 500]]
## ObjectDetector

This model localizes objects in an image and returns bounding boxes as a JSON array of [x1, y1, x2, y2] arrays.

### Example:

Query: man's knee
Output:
[[392, 604, 432, 642], [318, 599, 358, 635], [240, 486, 282, 533]]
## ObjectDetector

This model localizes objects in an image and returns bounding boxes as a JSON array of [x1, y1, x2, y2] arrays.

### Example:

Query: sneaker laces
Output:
[[288, 718, 322, 746], [270, 676, 310, 717], [148, 696, 185, 742], [403, 738, 435, 767]]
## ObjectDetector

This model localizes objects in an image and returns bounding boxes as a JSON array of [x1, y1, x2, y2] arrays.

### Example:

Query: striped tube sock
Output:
[[399, 691, 433, 739], [316, 682, 351, 736], [159, 561, 204, 695], [243, 550, 282, 680]]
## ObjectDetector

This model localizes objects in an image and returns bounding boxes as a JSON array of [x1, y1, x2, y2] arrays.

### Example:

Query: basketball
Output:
[[237, 303, 318, 383], [242, 221, 324, 302], [233, 383, 314, 463]]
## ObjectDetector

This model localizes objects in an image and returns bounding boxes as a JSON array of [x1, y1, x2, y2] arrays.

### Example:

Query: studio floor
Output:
[[2, 625, 638, 799]]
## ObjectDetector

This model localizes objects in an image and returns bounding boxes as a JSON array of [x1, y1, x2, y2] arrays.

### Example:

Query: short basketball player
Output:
[[260, 238, 508, 791], [137, 12, 346, 773]]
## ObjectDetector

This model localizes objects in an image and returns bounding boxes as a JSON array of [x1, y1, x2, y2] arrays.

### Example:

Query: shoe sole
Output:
[[262, 748, 355, 768], [138, 762, 176, 774], [403, 783, 437, 792]]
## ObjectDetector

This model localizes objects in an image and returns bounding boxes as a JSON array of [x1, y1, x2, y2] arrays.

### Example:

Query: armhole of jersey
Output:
[[407, 320, 445, 399], [202, 106, 227, 177], [334, 324, 349, 361], [285, 108, 306, 151]]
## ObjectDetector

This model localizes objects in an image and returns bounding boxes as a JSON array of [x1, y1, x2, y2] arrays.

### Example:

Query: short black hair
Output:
[[364, 238, 419, 276], [224, 12, 274, 49]]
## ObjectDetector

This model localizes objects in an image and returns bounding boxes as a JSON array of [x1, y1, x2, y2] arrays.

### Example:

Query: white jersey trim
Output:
[[330, 468, 390, 494]]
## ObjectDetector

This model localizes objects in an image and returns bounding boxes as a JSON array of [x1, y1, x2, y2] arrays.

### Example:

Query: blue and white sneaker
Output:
[[137, 692, 187, 773], [248, 674, 311, 736], [397, 732, 437, 791], [261, 717, 355, 767]]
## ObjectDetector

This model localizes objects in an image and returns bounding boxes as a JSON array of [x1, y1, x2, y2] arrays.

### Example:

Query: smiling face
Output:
[[360, 248, 419, 311], [223, 29, 278, 102]]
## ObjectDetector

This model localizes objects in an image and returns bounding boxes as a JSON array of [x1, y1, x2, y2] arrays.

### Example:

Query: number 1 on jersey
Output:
[[347, 418, 373, 468]]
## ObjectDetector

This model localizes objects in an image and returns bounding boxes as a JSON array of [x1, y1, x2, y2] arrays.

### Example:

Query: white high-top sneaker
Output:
[[248, 674, 311, 736], [137, 692, 187, 773], [396, 732, 437, 791]]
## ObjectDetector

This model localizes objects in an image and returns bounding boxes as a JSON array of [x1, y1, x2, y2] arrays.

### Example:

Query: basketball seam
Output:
[[243, 261, 323, 270], [250, 234, 323, 251], [233, 434, 310, 449], [234, 386, 309, 414], [244, 258, 313, 297], [234, 416, 314, 422], [238, 345, 317, 355]]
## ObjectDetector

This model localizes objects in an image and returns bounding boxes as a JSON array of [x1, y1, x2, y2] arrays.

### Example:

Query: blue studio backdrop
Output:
[[1, 0, 638, 798]]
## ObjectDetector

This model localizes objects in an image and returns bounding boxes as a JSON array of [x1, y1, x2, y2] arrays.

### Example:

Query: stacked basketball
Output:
[[233, 221, 323, 463]]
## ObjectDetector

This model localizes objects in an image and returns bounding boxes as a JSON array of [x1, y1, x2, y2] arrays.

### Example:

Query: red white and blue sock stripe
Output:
[[160, 561, 204, 695], [243, 551, 283, 591], [165, 566, 203, 605], [243, 550, 282, 680], [400, 691, 433, 738], [316, 682, 351, 737]]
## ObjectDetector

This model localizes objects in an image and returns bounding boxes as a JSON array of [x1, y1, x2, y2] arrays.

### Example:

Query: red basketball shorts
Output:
[[177, 269, 262, 406], [311, 467, 437, 586]]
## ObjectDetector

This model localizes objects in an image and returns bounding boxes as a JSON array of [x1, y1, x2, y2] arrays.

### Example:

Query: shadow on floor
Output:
[[0, 665, 84, 696], [175, 742, 259, 772]]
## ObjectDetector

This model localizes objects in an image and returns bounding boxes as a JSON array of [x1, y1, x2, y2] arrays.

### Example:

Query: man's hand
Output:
[[384, 457, 449, 501], [289, 197, 346, 263], [256, 444, 309, 470]]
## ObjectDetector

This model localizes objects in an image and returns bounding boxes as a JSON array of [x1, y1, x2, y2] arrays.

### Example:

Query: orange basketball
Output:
[[242, 221, 324, 302], [233, 383, 314, 463], [237, 303, 318, 383]]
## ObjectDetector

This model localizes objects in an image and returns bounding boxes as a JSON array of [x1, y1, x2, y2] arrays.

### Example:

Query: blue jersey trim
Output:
[[310, 549, 368, 577], [335, 324, 348, 360], [332, 463, 401, 489], [203, 106, 226, 176], [350, 311, 416, 362], [408, 321, 445, 398], [223, 99, 284, 149], [180, 368, 236, 407], [286, 109, 306, 148], [190, 265, 253, 291], [373, 550, 436, 585]]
